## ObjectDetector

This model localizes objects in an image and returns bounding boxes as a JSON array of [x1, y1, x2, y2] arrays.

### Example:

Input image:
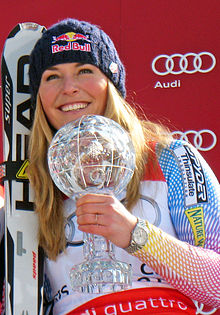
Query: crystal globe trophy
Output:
[[47, 115, 135, 294]]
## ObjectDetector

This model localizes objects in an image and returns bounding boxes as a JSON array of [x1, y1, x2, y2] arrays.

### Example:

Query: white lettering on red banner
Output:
[[52, 42, 91, 53]]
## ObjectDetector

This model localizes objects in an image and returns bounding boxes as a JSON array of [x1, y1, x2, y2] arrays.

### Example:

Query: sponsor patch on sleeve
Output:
[[173, 145, 208, 207], [185, 207, 206, 247]]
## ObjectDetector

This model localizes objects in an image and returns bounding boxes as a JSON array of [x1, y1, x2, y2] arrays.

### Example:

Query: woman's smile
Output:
[[59, 102, 89, 112]]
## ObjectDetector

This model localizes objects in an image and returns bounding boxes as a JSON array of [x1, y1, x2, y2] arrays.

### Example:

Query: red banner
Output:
[[66, 287, 219, 315]]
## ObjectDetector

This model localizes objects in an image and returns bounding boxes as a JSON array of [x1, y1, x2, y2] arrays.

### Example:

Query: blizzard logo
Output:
[[174, 145, 208, 206], [52, 42, 91, 54]]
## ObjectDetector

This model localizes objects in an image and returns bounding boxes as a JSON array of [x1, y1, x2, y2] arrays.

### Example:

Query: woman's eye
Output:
[[79, 68, 92, 74], [46, 74, 58, 81]]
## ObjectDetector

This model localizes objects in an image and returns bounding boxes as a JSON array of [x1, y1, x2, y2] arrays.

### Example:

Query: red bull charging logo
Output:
[[52, 32, 91, 43], [51, 32, 91, 53]]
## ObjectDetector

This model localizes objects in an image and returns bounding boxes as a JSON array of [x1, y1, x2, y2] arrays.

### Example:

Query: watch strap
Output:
[[124, 218, 149, 254]]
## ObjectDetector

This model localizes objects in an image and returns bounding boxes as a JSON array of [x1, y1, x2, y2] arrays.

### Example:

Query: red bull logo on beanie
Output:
[[52, 32, 91, 43], [51, 32, 91, 54], [52, 42, 91, 53]]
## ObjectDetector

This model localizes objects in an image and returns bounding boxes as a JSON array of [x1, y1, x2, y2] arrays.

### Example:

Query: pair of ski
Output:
[[1, 22, 45, 314]]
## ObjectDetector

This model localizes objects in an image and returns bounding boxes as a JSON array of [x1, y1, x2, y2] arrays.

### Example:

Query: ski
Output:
[[1, 22, 45, 315]]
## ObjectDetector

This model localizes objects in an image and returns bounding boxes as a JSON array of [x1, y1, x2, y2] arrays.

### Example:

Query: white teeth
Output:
[[61, 103, 88, 112]]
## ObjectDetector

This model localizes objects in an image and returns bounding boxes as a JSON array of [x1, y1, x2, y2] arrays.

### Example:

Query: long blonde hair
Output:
[[27, 81, 170, 260]]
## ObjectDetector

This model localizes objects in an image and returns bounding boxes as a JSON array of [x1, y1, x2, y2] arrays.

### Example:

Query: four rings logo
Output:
[[171, 129, 217, 152], [152, 52, 216, 76]]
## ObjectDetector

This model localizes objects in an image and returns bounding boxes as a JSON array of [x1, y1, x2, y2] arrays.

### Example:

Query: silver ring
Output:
[[95, 214, 98, 224]]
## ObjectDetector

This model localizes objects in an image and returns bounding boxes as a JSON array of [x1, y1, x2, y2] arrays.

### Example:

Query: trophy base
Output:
[[70, 258, 132, 294]]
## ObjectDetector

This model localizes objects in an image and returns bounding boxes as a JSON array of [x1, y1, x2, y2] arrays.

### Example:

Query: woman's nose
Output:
[[62, 76, 79, 94]]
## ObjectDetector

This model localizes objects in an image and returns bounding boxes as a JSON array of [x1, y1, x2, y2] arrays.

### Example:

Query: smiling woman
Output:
[[6, 17, 219, 315], [39, 63, 108, 129]]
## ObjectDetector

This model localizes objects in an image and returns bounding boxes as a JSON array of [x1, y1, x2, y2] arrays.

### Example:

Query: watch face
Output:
[[133, 227, 148, 246]]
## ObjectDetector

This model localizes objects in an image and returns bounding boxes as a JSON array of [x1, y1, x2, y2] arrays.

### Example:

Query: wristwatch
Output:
[[124, 218, 149, 254]]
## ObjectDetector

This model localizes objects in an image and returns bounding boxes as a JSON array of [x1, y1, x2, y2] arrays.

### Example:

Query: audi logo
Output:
[[152, 52, 216, 76], [171, 129, 217, 152]]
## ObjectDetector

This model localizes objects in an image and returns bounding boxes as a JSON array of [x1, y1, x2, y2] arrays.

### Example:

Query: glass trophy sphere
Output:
[[48, 115, 136, 198], [47, 115, 136, 294]]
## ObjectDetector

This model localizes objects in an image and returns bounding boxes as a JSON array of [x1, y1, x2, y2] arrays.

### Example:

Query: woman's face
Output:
[[39, 63, 108, 130]]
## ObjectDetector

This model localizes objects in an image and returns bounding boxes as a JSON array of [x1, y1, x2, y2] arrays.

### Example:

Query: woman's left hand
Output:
[[75, 193, 137, 249]]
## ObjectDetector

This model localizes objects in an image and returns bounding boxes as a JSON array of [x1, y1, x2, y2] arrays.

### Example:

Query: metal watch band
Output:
[[124, 218, 149, 254]]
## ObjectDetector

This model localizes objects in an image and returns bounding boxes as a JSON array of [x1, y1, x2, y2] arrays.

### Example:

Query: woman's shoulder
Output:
[[146, 138, 216, 183], [155, 138, 206, 167], [156, 138, 192, 152]]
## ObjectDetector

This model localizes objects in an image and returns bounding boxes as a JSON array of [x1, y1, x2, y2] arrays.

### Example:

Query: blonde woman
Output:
[[19, 18, 220, 314]]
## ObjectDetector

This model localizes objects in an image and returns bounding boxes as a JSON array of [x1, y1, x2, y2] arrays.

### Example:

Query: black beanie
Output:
[[29, 18, 126, 106]]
